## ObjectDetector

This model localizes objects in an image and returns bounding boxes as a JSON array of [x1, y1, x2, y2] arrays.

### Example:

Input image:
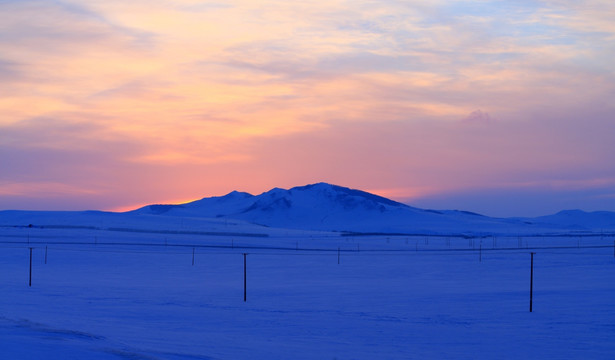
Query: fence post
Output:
[[243, 253, 247, 302], [479, 241, 482, 262], [530, 252, 535, 312], [29, 247, 33, 287]]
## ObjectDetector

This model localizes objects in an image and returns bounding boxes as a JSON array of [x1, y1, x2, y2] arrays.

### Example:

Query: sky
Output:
[[1, 0, 614, 217]]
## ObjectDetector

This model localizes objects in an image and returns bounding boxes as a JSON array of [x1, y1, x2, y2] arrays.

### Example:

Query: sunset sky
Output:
[[1, 0, 614, 217]]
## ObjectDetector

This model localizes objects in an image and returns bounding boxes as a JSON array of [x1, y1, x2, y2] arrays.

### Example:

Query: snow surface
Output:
[[1, 223, 614, 359]]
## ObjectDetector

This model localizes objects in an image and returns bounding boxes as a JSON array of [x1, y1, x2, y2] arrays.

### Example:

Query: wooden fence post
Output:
[[530, 252, 536, 312], [243, 253, 247, 302], [29, 247, 33, 287]]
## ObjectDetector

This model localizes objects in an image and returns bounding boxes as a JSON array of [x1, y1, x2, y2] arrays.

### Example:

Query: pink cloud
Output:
[[461, 109, 493, 124]]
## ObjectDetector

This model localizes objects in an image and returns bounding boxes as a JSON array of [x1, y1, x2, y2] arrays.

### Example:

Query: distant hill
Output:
[[2, 183, 613, 236], [518, 210, 615, 231], [131, 182, 615, 235]]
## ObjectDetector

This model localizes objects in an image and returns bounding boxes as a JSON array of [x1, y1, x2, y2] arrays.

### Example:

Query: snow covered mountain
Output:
[[2, 183, 614, 235], [518, 210, 615, 231], [132, 182, 615, 234]]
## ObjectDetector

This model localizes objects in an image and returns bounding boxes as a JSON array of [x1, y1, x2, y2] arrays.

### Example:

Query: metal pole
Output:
[[243, 253, 247, 302], [530, 252, 535, 312], [479, 242, 482, 262], [29, 247, 33, 287]]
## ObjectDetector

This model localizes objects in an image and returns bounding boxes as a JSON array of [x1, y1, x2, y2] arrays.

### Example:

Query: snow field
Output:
[[1, 228, 614, 359]]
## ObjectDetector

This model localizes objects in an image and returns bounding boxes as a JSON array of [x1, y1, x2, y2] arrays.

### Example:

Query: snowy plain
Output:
[[1, 223, 614, 360]]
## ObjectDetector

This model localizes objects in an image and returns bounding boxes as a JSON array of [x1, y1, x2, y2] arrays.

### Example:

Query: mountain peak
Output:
[[290, 183, 409, 209], [221, 190, 253, 199]]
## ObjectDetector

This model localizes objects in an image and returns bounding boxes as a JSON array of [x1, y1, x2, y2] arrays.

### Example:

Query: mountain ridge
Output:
[[131, 182, 615, 234], [1, 183, 613, 235]]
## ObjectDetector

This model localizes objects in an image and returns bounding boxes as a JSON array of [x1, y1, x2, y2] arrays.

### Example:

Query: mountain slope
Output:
[[3, 183, 614, 235], [134, 182, 590, 234], [520, 210, 615, 231]]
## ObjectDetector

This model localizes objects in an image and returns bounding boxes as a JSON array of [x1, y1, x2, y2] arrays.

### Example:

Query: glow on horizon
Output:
[[1, 0, 614, 217]]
